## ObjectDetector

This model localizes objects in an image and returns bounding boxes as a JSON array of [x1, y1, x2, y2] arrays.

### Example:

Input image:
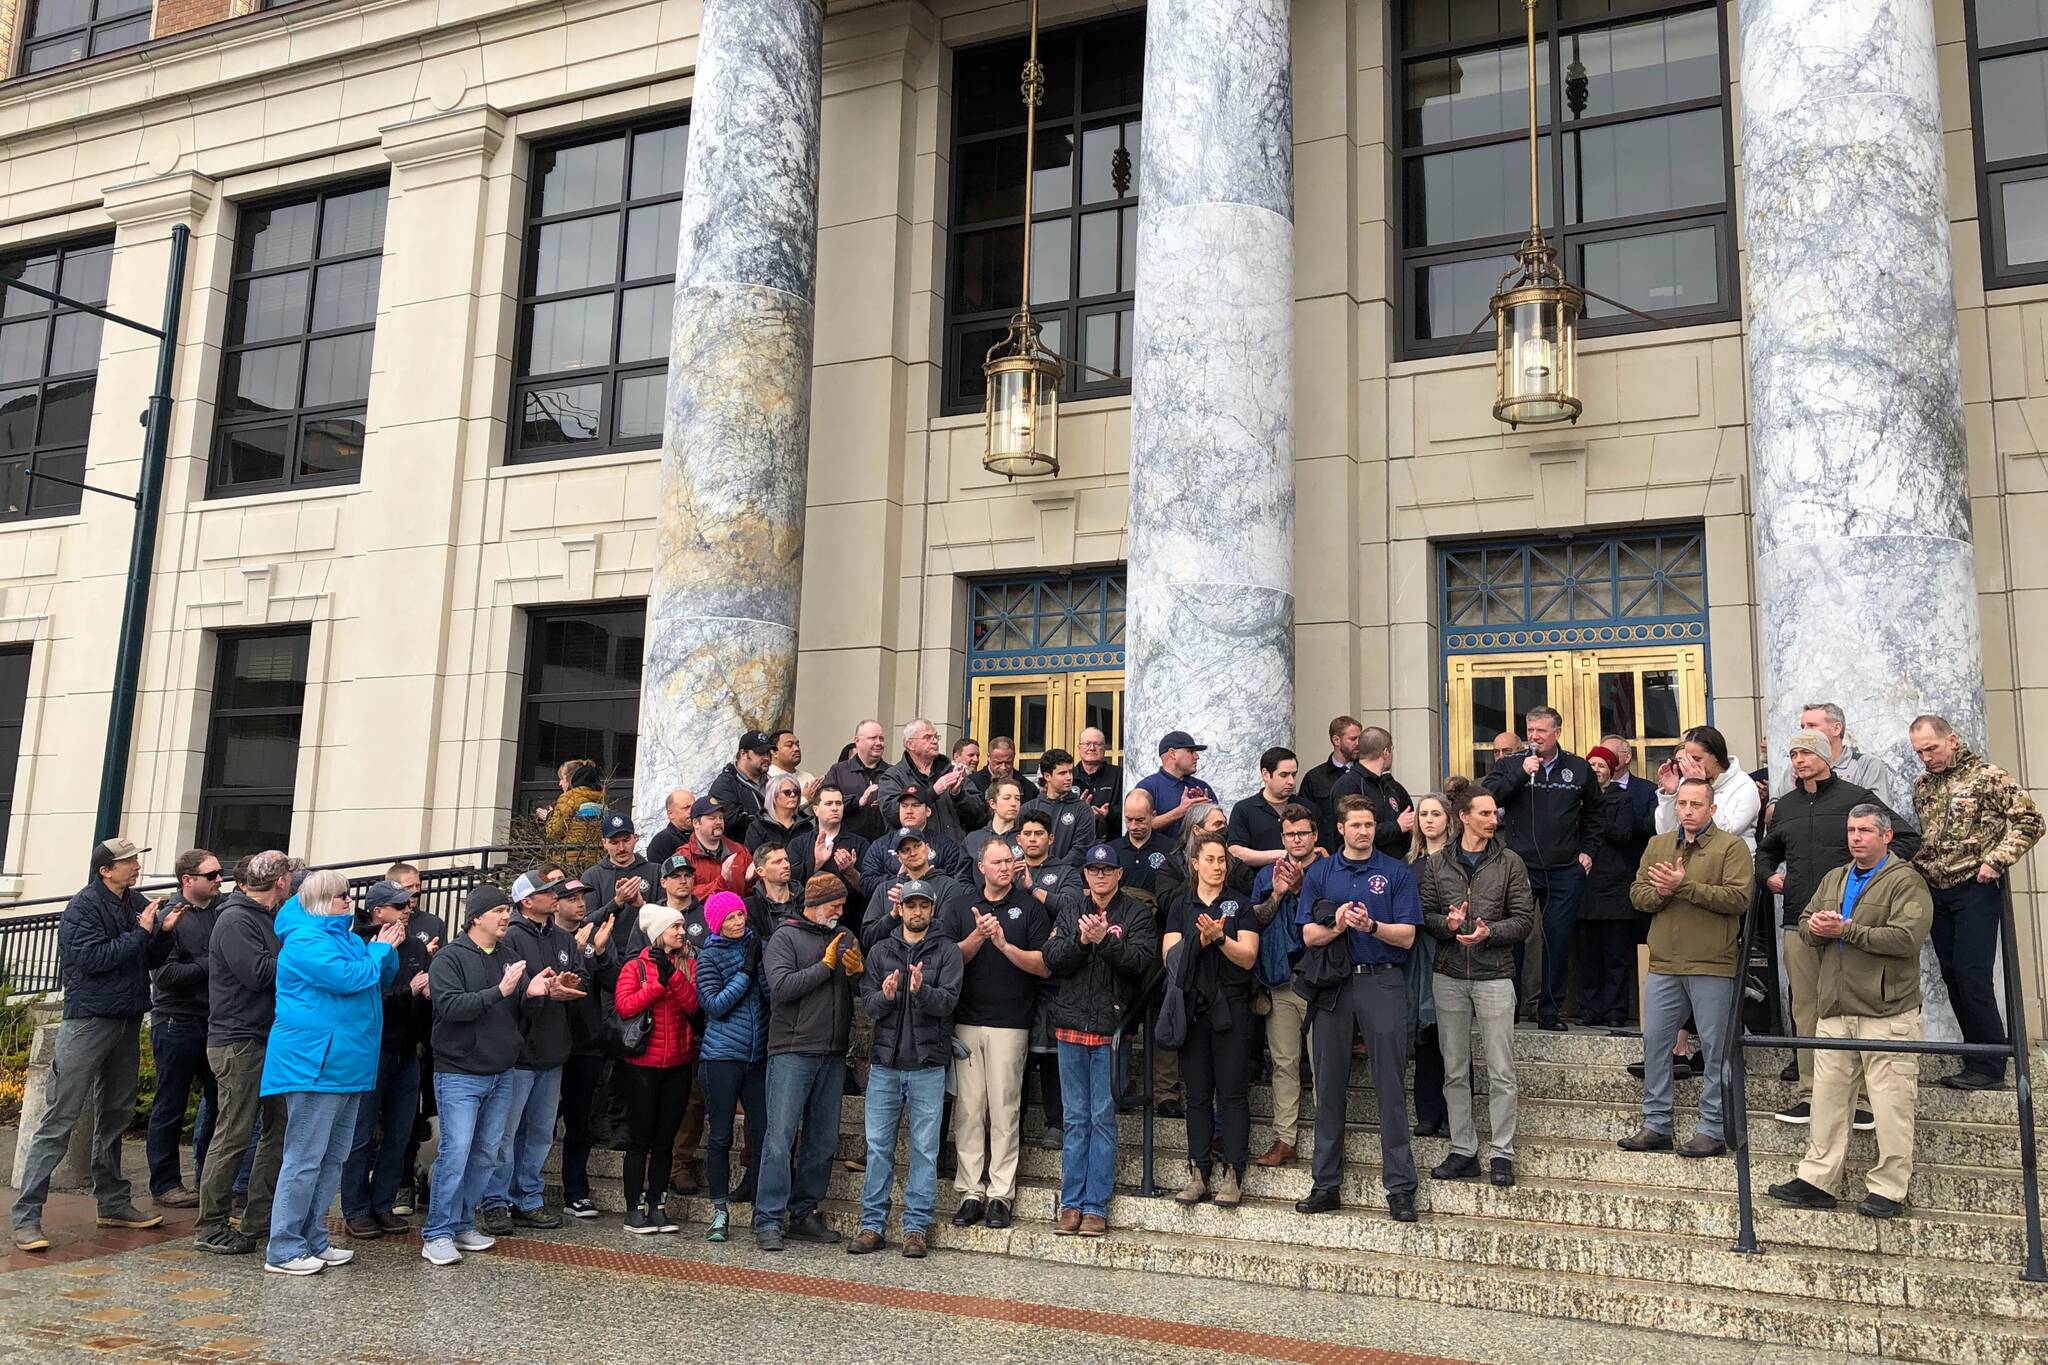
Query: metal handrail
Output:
[[1112, 958, 1167, 1197], [1725, 876, 2045, 1282]]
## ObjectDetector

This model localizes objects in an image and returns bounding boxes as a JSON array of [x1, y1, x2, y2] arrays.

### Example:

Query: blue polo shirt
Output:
[[1136, 768, 1218, 838], [1296, 848, 1422, 967]]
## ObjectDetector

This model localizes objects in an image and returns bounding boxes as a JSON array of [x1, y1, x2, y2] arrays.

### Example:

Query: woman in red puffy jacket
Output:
[[614, 905, 700, 1234]]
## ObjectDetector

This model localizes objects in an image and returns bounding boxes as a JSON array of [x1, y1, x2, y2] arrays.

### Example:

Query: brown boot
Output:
[[1173, 1162, 1208, 1205], [1253, 1140, 1295, 1168], [1055, 1207, 1082, 1235], [902, 1231, 928, 1258], [1078, 1214, 1107, 1237], [846, 1229, 885, 1255]]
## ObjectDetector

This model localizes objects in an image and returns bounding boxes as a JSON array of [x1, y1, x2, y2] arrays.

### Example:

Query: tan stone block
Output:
[[2014, 590, 2048, 689], [1294, 136, 1353, 302], [1294, 622, 1360, 742], [1944, 128, 1976, 224], [1296, 294, 1355, 460], [1295, 456, 1357, 625], [1388, 375, 1415, 458], [814, 216, 901, 366], [1357, 457, 1389, 542], [1293, 0, 1352, 145], [806, 357, 903, 506], [1704, 514, 1754, 606], [1935, 0, 1966, 45], [1358, 62, 1386, 149], [1415, 366, 1501, 445], [1980, 591, 2016, 693], [1355, 539, 1389, 628], [1973, 495, 2008, 592], [1616, 348, 1704, 424], [1358, 215, 1391, 304], [1987, 304, 2029, 402], [822, 81, 910, 230], [1389, 622, 1436, 711], [2006, 493, 2048, 589], [1710, 336, 1749, 427], [1958, 306, 1992, 406], [1357, 142, 1387, 226], [1387, 536, 1432, 624], [1358, 377, 1388, 461], [799, 499, 889, 648], [1103, 403, 1131, 475]]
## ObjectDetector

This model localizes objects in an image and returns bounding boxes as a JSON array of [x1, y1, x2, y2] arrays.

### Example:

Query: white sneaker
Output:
[[420, 1237, 463, 1266], [314, 1247, 354, 1266], [264, 1255, 324, 1276], [452, 1230, 496, 1252]]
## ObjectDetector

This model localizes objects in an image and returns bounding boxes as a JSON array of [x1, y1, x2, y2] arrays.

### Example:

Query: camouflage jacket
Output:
[[1911, 748, 2045, 890]]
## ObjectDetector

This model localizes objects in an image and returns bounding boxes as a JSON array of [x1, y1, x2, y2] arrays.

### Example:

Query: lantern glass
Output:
[[1493, 286, 1581, 427], [983, 351, 1061, 477]]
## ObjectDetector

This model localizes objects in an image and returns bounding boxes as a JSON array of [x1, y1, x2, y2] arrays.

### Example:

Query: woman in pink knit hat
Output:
[[692, 890, 770, 1242]]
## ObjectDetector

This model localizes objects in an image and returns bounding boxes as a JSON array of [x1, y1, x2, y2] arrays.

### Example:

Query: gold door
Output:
[[969, 671, 1126, 776], [1445, 652, 1574, 779], [1066, 671, 1125, 768], [1571, 646, 1708, 779]]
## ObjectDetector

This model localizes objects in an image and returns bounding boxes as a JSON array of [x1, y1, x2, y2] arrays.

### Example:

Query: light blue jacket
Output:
[[261, 897, 398, 1096]]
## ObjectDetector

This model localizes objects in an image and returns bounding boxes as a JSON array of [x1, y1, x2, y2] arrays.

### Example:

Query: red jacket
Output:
[[683, 835, 752, 902], [614, 947, 700, 1069]]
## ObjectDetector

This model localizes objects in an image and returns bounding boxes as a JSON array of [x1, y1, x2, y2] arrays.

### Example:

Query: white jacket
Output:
[[1655, 764, 1762, 852]]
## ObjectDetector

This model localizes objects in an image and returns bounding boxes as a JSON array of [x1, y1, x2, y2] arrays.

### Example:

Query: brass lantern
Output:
[[981, 0, 1065, 478]]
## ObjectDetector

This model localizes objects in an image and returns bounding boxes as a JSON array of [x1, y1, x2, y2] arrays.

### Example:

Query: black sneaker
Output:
[[1489, 1158, 1516, 1188], [512, 1206, 563, 1229], [1774, 1101, 1812, 1125], [1536, 1019, 1568, 1033], [1156, 1098, 1185, 1119], [1779, 1060, 1799, 1083], [1294, 1187, 1340, 1215], [756, 1226, 784, 1252], [1767, 1178, 1838, 1210], [787, 1212, 841, 1244], [477, 1206, 514, 1236], [195, 1227, 257, 1256], [1853, 1108, 1877, 1132], [1617, 1126, 1674, 1152], [1940, 1070, 2002, 1091], [564, 1198, 598, 1220], [1858, 1193, 1904, 1219], [1429, 1153, 1481, 1181], [623, 1206, 659, 1235], [1388, 1191, 1418, 1222]]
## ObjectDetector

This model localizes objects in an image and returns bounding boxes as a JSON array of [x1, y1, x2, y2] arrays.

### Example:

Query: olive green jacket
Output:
[[1630, 824, 1751, 977], [1797, 856, 1933, 1019]]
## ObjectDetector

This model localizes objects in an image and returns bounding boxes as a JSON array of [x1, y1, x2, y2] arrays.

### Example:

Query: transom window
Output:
[[1968, 1, 2048, 286], [198, 630, 310, 861], [18, 0, 151, 75], [1440, 529, 1707, 649], [943, 13, 1145, 414], [1396, 0, 1737, 357], [515, 603, 644, 817], [211, 181, 388, 496], [967, 570, 1126, 672], [511, 116, 690, 462], [0, 236, 111, 524]]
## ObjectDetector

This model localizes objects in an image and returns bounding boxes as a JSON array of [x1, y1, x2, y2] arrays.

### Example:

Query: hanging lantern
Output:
[[983, 321, 1063, 478]]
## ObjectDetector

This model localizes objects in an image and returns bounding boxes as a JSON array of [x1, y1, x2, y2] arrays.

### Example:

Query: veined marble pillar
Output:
[[1740, 0, 1982, 1036], [1124, 0, 1295, 804], [635, 0, 822, 830]]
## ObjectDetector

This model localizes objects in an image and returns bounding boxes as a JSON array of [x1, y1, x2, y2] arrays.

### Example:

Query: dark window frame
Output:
[[0, 644, 28, 865], [196, 628, 311, 860], [208, 177, 390, 498], [1392, 0, 1740, 360], [513, 601, 646, 820], [0, 234, 113, 524], [16, 0, 151, 77], [940, 11, 1147, 417], [508, 113, 691, 465], [1966, 3, 2048, 288]]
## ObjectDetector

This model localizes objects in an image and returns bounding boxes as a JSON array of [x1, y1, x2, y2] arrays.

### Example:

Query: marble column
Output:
[[635, 0, 822, 831], [1740, 0, 1982, 1036], [1124, 0, 1295, 805]]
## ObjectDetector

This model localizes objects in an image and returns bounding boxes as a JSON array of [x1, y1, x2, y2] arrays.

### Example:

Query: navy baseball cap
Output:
[[888, 826, 929, 850], [690, 795, 723, 819], [1082, 843, 1120, 870], [602, 812, 635, 838], [1157, 730, 1207, 755], [364, 879, 416, 910]]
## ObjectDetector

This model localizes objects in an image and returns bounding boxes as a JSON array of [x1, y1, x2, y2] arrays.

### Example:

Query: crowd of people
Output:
[[10, 706, 2041, 1263]]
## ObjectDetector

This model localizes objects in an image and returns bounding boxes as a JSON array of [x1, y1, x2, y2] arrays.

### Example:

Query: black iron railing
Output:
[[1722, 879, 2045, 1282], [1112, 960, 1167, 1197]]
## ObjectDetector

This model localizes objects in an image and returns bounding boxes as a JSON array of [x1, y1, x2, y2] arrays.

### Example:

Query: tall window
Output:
[[1969, 1, 2048, 286], [197, 631, 310, 861], [511, 117, 690, 462], [211, 182, 388, 496], [1396, 0, 1736, 357], [515, 604, 644, 819], [0, 237, 111, 524], [944, 13, 1145, 414], [17, 0, 150, 75], [0, 647, 28, 864]]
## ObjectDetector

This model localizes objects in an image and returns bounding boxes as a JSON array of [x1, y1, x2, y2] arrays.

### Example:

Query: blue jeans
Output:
[[1057, 1039, 1118, 1218], [753, 1053, 844, 1233], [480, 1066, 561, 1213], [859, 1065, 945, 1236], [423, 1070, 517, 1243], [146, 1015, 216, 1197], [341, 1048, 420, 1219], [1530, 862, 1585, 1024], [267, 1091, 361, 1265]]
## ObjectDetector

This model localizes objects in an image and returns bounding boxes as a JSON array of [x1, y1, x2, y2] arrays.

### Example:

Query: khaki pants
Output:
[[952, 1024, 1028, 1201], [1782, 930, 1866, 1106], [1797, 1009, 1919, 1202], [1264, 985, 1313, 1135]]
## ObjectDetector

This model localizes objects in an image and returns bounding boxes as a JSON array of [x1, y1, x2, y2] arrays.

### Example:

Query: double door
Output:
[[967, 671, 1125, 778], [1445, 645, 1708, 780]]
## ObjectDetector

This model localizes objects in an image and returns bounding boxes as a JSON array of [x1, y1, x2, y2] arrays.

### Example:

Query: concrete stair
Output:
[[547, 1026, 2048, 1363]]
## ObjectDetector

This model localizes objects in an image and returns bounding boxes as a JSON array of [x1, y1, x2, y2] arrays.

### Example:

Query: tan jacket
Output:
[[1798, 856, 1932, 1019], [1630, 824, 1752, 977]]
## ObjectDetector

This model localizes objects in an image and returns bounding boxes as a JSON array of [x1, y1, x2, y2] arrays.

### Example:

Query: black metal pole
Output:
[[94, 224, 189, 845], [1998, 882, 2047, 1282], [1728, 899, 1760, 1254]]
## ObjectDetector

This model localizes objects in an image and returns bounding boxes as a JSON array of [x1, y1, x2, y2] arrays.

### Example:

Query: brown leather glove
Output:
[[822, 932, 847, 969], [840, 943, 865, 977]]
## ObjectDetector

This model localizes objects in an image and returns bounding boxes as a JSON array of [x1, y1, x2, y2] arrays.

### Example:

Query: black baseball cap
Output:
[[602, 812, 635, 838], [738, 729, 773, 754]]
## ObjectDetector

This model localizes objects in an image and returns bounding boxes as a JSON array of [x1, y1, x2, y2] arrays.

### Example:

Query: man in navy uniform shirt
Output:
[[1294, 796, 1424, 1221], [1135, 731, 1219, 842]]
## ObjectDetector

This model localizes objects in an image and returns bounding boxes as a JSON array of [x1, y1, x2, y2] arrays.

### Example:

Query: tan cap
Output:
[[93, 837, 151, 868], [1787, 730, 1830, 760]]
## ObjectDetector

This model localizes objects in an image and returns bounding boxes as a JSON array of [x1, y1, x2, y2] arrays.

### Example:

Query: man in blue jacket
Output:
[[12, 838, 168, 1252], [1249, 804, 1324, 1169]]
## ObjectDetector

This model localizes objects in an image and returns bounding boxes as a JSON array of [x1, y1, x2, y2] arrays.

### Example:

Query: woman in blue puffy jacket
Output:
[[692, 890, 768, 1242], [260, 869, 401, 1275]]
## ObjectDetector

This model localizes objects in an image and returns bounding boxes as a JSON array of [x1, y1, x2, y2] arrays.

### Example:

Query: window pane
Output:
[[1034, 130, 1076, 214], [1081, 121, 1140, 204], [1078, 210, 1119, 297], [1581, 225, 1720, 317], [1982, 50, 2048, 163], [1642, 668, 1682, 737], [97, 0, 152, 19], [951, 226, 1023, 313], [23, 38, 84, 73], [1405, 43, 1548, 145], [2002, 174, 2048, 265], [311, 258, 381, 331], [1, 257, 56, 318], [219, 633, 309, 708], [0, 320, 49, 386], [615, 372, 664, 442], [1469, 676, 1507, 743], [1564, 108, 1725, 223], [29, 0, 86, 36], [59, 245, 111, 306], [531, 215, 618, 295], [303, 332, 372, 407], [537, 136, 627, 216], [957, 135, 1027, 225], [1121, 208, 1138, 291], [0, 459, 23, 517], [1977, 0, 2048, 47], [227, 344, 301, 417], [216, 423, 290, 486], [536, 613, 644, 692], [299, 414, 365, 480], [239, 201, 318, 273], [1081, 19, 1143, 110], [951, 322, 1009, 406], [624, 202, 682, 280], [0, 388, 36, 452], [47, 313, 101, 374], [616, 284, 670, 365], [1031, 220, 1071, 306], [233, 272, 309, 345], [630, 124, 690, 199], [318, 186, 388, 256], [209, 713, 304, 788], [519, 383, 602, 449], [1406, 0, 1524, 48], [524, 295, 615, 375], [1414, 253, 1515, 339], [1561, 9, 1720, 120], [1596, 671, 1637, 737], [1083, 309, 1127, 381], [1405, 137, 1552, 246], [27, 449, 81, 512], [199, 800, 295, 862], [36, 376, 91, 446]]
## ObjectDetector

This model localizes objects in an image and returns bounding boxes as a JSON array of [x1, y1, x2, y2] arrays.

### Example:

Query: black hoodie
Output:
[[503, 912, 578, 1070], [429, 933, 537, 1076], [206, 890, 280, 1047]]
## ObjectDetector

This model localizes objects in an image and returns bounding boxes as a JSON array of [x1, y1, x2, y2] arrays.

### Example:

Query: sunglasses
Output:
[[194, 869, 224, 880]]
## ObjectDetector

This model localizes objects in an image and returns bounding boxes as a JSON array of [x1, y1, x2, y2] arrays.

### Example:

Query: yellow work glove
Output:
[[840, 943, 865, 977], [822, 932, 847, 969]]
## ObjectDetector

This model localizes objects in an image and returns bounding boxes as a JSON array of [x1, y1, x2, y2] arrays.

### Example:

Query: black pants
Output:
[[403, 1050, 435, 1188], [1413, 1025, 1446, 1130], [558, 1052, 605, 1204], [1180, 1005, 1253, 1179], [617, 1062, 693, 1209], [1576, 919, 1637, 1025], [1312, 968, 1415, 1196], [700, 1058, 767, 1207], [1931, 879, 2008, 1079], [1029, 1049, 1063, 1130]]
